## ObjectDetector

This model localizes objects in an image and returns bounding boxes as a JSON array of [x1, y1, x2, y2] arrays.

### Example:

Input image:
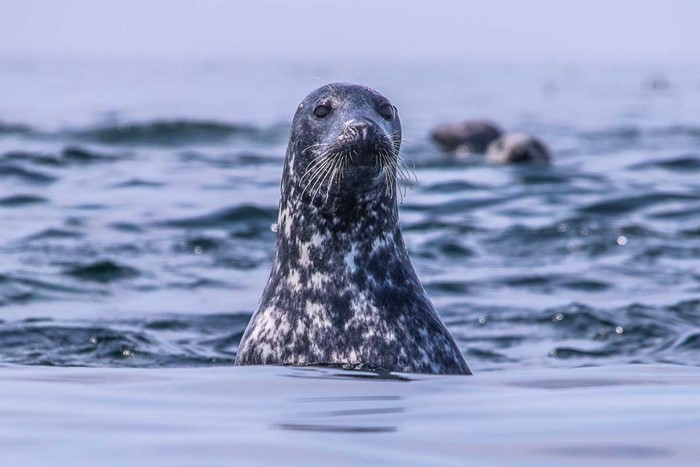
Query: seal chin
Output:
[[346, 164, 387, 190], [345, 141, 394, 168], [338, 141, 396, 196]]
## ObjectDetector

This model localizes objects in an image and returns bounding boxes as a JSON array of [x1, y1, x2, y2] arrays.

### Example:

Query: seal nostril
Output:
[[347, 120, 373, 139]]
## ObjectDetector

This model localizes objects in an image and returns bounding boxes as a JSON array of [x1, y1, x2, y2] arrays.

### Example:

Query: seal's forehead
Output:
[[300, 82, 387, 105]]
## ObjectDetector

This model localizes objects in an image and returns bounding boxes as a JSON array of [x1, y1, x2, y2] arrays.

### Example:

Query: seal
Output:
[[486, 133, 551, 164], [431, 120, 502, 155], [235, 83, 470, 375]]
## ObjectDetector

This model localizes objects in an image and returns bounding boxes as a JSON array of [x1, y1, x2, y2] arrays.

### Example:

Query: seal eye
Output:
[[378, 104, 394, 120], [314, 105, 331, 118]]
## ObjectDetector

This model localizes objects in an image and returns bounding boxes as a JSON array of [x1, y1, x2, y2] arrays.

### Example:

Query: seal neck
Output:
[[277, 185, 399, 241]]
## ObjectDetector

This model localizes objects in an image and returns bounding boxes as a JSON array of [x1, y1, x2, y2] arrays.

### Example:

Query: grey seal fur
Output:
[[431, 120, 502, 155], [235, 83, 470, 375], [486, 133, 551, 164]]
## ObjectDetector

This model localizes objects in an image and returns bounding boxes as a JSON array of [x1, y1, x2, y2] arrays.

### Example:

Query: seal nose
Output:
[[346, 119, 374, 140]]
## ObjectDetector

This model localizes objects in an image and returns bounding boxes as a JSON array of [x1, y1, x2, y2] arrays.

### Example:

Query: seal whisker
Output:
[[380, 150, 398, 200], [308, 151, 343, 200], [301, 150, 334, 176], [399, 154, 418, 187], [301, 153, 337, 198], [324, 154, 345, 200], [299, 153, 335, 187], [300, 155, 332, 179], [390, 143, 417, 191], [383, 152, 412, 202], [385, 151, 397, 197], [322, 152, 343, 197], [306, 157, 337, 197], [383, 156, 402, 201], [377, 150, 389, 198], [395, 160, 412, 201], [340, 150, 350, 182], [301, 142, 332, 155], [311, 153, 339, 200]]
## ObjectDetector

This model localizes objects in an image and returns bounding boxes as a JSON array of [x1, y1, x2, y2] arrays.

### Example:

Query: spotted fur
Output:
[[235, 83, 470, 375]]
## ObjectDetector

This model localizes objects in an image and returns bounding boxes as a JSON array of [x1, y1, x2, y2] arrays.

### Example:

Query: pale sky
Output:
[[1, 0, 699, 63]]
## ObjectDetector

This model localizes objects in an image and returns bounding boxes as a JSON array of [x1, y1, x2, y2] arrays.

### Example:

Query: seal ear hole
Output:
[[314, 105, 332, 118], [378, 104, 394, 120]]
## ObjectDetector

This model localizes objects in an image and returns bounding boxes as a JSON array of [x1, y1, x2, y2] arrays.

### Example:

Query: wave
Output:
[[0, 313, 249, 367], [2, 146, 122, 167], [446, 300, 700, 369], [0, 163, 57, 184], [0, 120, 33, 135], [630, 154, 700, 172], [579, 125, 700, 140], [63, 260, 140, 283], [70, 119, 277, 147], [0, 194, 47, 207], [579, 192, 700, 216], [0, 118, 288, 147], [158, 205, 277, 231]]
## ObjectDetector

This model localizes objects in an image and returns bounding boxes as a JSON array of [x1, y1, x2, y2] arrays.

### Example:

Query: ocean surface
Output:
[[1, 57, 699, 465]]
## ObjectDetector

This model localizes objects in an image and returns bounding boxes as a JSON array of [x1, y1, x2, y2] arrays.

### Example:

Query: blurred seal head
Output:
[[487, 133, 551, 164], [431, 120, 503, 156]]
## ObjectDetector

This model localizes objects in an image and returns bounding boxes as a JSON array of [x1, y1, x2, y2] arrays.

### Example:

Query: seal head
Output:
[[487, 133, 551, 164], [431, 120, 503, 155], [235, 83, 470, 375]]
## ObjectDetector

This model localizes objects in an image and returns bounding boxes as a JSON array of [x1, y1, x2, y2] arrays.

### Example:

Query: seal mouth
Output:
[[300, 141, 397, 200], [337, 120, 395, 167], [343, 139, 396, 168], [299, 122, 410, 201]]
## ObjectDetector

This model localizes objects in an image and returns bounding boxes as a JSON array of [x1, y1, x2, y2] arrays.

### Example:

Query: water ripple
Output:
[[1, 63, 700, 371]]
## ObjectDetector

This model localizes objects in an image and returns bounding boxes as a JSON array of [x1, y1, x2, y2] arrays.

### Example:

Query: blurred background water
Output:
[[2, 2, 700, 464], [1, 57, 699, 371]]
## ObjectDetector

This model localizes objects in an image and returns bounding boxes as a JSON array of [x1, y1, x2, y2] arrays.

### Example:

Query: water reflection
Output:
[[277, 367, 406, 434]]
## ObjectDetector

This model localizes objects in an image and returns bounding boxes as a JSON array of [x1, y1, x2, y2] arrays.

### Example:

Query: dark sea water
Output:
[[1, 58, 699, 465]]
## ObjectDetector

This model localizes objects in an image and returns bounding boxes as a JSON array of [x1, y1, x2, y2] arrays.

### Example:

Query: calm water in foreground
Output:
[[1, 58, 699, 465]]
